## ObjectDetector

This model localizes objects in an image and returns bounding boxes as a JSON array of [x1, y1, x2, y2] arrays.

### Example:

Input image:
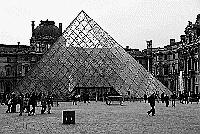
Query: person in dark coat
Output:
[[22, 93, 31, 116], [86, 91, 90, 104], [103, 92, 108, 105], [144, 94, 147, 103], [47, 94, 53, 114], [161, 92, 165, 103], [184, 93, 189, 104], [41, 93, 47, 114], [147, 93, 156, 116], [19, 93, 24, 116], [6, 93, 11, 113], [179, 93, 183, 104], [10, 92, 17, 113], [83, 91, 87, 103], [72, 93, 77, 105], [171, 92, 176, 107], [164, 94, 170, 107], [29, 92, 36, 115]]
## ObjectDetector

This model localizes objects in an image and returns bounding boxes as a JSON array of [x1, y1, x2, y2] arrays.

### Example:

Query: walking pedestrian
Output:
[[147, 93, 156, 116]]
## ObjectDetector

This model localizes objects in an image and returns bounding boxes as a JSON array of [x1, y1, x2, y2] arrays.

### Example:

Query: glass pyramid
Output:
[[16, 11, 172, 98]]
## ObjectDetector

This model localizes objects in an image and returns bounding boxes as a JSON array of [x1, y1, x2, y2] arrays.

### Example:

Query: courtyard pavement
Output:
[[0, 100, 200, 134]]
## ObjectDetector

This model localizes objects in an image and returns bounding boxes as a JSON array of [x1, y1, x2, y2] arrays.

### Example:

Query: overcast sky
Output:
[[0, 0, 199, 50]]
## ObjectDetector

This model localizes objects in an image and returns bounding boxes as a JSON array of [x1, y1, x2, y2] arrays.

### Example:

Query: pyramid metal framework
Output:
[[16, 11, 172, 97]]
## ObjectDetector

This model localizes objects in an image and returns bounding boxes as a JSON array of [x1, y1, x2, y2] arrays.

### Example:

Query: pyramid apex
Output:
[[80, 10, 85, 13], [80, 10, 89, 17]]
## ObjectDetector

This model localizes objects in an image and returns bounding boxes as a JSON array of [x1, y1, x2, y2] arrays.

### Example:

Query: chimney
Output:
[[126, 46, 129, 49], [31, 21, 35, 36], [147, 40, 152, 49], [170, 39, 175, 45], [17, 42, 20, 51], [59, 23, 62, 35]]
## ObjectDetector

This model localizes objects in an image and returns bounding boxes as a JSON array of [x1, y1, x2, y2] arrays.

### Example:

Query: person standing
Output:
[[144, 94, 147, 103], [6, 93, 11, 113], [47, 94, 53, 114], [83, 91, 87, 103], [147, 93, 156, 116], [29, 92, 36, 115], [23, 93, 31, 116], [179, 93, 183, 104], [103, 92, 108, 105], [41, 93, 47, 114], [171, 92, 176, 107], [19, 93, 24, 116], [155, 93, 159, 103], [86, 91, 90, 104], [164, 94, 170, 107], [72, 93, 76, 105], [10, 92, 17, 113], [161, 92, 165, 103], [185, 93, 189, 104]]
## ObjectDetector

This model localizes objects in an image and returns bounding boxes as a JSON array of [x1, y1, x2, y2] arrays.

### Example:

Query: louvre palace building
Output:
[[0, 20, 62, 96], [0, 13, 200, 98]]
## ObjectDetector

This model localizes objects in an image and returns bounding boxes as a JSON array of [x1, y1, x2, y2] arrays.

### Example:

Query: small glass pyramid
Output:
[[16, 11, 172, 98]]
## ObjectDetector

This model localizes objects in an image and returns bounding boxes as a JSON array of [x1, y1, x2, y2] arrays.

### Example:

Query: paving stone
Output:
[[0, 101, 200, 133]]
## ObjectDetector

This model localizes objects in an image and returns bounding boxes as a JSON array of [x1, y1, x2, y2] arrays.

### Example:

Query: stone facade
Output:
[[0, 20, 61, 94], [141, 14, 200, 96]]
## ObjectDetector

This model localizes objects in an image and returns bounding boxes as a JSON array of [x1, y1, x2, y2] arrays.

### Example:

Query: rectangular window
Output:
[[196, 86, 198, 94]]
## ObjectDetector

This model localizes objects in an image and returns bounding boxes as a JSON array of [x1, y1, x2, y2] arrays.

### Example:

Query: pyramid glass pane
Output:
[[16, 10, 172, 97]]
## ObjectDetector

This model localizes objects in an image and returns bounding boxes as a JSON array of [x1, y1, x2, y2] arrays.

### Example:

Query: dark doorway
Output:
[[73, 87, 120, 101]]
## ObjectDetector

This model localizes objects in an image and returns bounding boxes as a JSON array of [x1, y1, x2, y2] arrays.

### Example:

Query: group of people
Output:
[[146, 92, 177, 116], [5, 92, 18, 113], [71, 91, 90, 105], [4, 92, 53, 116]]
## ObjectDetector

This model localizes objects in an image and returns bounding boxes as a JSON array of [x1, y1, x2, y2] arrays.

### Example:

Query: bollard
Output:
[[63, 111, 75, 124]]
